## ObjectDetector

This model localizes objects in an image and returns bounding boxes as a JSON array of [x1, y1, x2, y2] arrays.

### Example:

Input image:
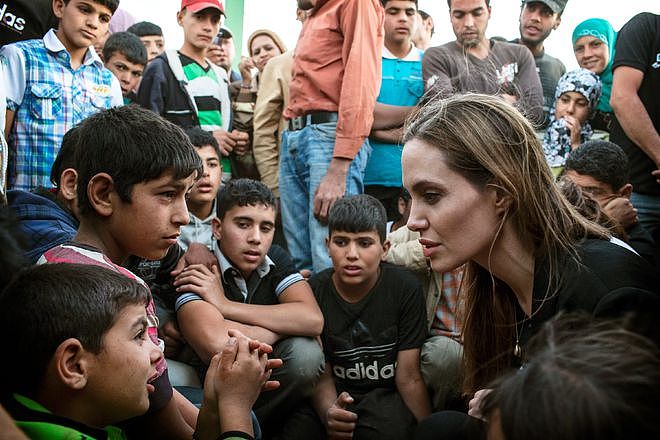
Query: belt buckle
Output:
[[291, 117, 304, 131]]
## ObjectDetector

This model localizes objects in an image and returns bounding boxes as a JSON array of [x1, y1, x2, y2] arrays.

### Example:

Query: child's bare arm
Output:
[[218, 281, 324, 337], [177, 300, 279, 364], [395, 348, 431, 422], [141, 391, 195, 439], [5, 109, 14, 139], [0, 403, 27, 440], [175, 264, 323, 337]]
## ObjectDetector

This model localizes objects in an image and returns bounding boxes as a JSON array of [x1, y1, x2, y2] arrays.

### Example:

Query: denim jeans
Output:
[[631, 192, 660, 240], [630, 192, 660, 269], [279, 122, 370, 273]]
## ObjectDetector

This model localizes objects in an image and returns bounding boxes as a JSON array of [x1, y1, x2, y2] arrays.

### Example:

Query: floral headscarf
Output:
[[572, 18, 616, 113], [543, 69, 602, 167]]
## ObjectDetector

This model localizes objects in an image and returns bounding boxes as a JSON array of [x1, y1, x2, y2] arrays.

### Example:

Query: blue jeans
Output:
[[631, 192, 660, 269], [631, 192, 660, 240], [279, 122, 370, 273]]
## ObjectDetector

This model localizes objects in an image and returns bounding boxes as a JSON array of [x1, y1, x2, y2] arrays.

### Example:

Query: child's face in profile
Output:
[[85, 303, 162, 426], [212, 203, 276, 279], [108, 171, 197, 262], [188, 145, 222, 208], [54, 0, 112, 51], [555, 91, 589, 124], [327, 229, 389, 294]]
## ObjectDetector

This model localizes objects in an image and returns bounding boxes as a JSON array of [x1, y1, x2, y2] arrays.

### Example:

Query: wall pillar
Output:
[[223, 0, 245, 69]]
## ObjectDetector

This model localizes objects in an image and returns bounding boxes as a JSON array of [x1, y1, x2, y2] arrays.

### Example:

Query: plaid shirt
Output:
[[430, 267, 463, 340], [0, 29, 122, 191]]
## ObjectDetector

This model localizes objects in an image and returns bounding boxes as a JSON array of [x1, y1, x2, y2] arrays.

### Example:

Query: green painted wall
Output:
[[224, 0, 245, 69]]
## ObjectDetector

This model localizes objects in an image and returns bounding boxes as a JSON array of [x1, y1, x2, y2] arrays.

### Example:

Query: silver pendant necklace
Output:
[[514, 316, 528, 358]]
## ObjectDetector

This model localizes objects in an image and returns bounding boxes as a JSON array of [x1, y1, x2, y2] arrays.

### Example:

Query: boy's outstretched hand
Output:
[[325, 392, 357, 439]]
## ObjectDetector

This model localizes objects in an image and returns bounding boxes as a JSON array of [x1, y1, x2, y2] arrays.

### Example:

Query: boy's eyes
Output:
[[331, 238, 375, 247], [160, 191, 177, 200], [134, 327, 147, 342], [77, 3, 111, 23], [260, 224, 274, 233]]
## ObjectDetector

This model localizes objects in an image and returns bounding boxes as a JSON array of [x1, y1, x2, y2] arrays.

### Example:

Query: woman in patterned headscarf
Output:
[[572, 18, 616, 132], [543, 68, 602, 171]]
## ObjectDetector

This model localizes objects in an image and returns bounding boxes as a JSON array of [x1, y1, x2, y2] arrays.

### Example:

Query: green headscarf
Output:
[[572, 18, 616, 113]]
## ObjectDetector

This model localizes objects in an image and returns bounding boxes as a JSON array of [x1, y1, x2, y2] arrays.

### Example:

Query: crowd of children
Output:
[[0, 0, 659, 439]]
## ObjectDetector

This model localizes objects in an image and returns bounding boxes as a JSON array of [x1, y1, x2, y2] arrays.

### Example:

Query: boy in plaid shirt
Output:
[[0, 0, 122, 191]]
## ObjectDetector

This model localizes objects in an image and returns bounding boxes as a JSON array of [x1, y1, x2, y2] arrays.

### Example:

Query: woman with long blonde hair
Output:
[[403, 94, 659, 439]]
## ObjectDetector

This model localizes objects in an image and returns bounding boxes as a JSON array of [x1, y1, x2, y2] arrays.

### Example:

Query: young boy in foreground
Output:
[[305, 194, 430, 439], [37, 105, 256, 439], [0, 263, 272, 440]]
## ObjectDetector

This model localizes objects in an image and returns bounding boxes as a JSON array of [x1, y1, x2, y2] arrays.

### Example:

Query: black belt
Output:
[[288, 111, 338, 131]]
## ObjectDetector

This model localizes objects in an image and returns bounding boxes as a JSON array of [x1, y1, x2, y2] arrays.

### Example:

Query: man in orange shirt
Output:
[[280, 0, 384, 273]]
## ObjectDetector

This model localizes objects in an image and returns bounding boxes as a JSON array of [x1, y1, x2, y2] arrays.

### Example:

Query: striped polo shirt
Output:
[[179, 53, 231, 174]]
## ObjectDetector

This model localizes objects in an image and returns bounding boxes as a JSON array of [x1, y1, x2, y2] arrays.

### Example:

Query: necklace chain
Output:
[[514, 314, 528, 358]]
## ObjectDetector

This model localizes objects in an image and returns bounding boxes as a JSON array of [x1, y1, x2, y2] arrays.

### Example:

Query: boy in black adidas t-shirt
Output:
[[308, 194, 430, 440]]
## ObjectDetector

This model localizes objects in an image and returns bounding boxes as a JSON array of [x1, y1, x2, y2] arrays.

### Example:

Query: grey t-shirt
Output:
[[422, 39, 544, 126], [510, 39, 566, 128], [535, 52, 566, 128]]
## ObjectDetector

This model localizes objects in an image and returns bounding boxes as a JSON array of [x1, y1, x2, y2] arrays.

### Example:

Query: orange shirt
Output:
[[285, 0, 384, 160]]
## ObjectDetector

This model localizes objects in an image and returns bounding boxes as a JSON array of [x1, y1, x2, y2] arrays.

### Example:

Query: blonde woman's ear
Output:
[[488, 183, 514, 215]]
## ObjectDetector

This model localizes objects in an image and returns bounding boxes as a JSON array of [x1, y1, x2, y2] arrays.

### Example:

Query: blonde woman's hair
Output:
[[403, 94, 609, 393]]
